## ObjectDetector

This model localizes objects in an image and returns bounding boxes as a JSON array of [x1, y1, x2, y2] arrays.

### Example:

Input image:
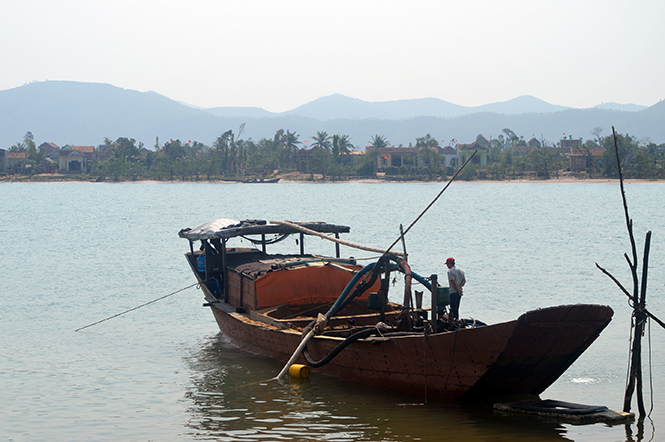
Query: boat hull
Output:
[[207, 301, 613, 400], [180, 218, 614, 400]]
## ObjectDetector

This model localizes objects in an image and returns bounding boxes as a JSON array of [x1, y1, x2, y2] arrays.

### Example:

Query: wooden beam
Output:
[[272, 220, 405, 257]]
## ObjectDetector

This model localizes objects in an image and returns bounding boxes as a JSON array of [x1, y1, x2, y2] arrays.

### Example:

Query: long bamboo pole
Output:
[[270, 220, 405, 257], [274, 330, 315, 380], [272, 151, 476, 381], [635, 231, 652, 416]]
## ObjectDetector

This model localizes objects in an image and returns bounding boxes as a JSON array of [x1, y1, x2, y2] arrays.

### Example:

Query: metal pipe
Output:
[[430, 274, 438, 333]]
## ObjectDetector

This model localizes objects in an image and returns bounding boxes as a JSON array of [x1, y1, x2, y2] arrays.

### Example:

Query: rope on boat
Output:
[[383, 150, 477, 255], [75, 282, 199, 332]]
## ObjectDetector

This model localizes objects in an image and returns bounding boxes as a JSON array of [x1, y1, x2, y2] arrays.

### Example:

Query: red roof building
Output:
[[59, 146, 95, 173]]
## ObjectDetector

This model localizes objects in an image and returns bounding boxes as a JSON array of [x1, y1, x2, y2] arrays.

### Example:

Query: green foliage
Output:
[[353, 146, 379, 177], [102, 157, 126, 181], [337, 134, 354, 153], [415, 133, 439, 149], [311, 131, 332, 151], [416, 138, 444, 179], [599, 133, 639, 178], [112, 137, 140, 161], [526, 147, 564, 179], [162, 139, 186, 161], [631, 150, 658, 179], [9, 143, 24, 152], [28, 126, 664, 182], [458, 163, 477, 181], [369, 135, 389, 148]]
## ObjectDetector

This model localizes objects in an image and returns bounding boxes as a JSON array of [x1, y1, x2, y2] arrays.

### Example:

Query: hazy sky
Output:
[[2, 0, 664, 112]]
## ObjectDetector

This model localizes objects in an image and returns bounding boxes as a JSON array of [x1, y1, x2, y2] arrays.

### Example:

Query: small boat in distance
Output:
[[178, 218, 613, 400], [241, 177, 280, 183]]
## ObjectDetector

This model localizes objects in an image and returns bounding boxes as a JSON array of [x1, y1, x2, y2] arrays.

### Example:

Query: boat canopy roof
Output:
[[179, 218, 351, 241]]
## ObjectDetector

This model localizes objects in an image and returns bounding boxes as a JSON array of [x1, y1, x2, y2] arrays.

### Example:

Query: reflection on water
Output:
[[183, 333, 580, 442]]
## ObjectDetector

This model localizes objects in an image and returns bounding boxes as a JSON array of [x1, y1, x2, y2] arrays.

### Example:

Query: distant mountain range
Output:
[[1, 81, 662, 149], [204, 93, 645, 120]]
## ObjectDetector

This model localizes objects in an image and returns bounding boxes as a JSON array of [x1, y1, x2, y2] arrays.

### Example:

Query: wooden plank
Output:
[[250, 305, 292, 329]]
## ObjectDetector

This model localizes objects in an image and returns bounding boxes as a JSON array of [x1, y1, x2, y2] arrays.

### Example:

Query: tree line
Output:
[[480, 127, 665, 180], [6, 127, 665, 181]]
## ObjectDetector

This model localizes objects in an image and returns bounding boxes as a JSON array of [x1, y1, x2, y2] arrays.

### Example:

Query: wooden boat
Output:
[[178, 218, 613, 400], [241, 177, 280, 183]]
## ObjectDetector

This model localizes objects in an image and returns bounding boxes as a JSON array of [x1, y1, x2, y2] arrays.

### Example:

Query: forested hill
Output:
[[1, 81, 663, 148]]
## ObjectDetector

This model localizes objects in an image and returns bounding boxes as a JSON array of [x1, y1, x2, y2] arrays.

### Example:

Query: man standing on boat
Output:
[[446, 257, 466, 320]]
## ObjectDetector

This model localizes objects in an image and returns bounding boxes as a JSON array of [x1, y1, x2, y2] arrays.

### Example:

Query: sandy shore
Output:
[[281, 177, 664, 184], [2, 173, 663, 184]]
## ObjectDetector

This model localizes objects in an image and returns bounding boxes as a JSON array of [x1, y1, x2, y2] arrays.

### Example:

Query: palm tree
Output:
[[282, 130, 301, 150], [415, 133, 439, 149], [369, 134, 389, 148], [311, 131, 332, 151], [279, 130, 301, 170], [338, 134, 354, 153]]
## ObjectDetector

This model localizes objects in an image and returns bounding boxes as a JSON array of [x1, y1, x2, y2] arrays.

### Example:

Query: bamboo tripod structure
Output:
[[595, 127, 664, 418]]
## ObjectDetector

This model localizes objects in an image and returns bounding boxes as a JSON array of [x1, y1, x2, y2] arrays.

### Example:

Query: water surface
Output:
[[1, 181, 664, 441]]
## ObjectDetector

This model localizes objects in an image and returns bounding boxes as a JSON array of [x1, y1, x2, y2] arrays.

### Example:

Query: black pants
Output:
[[450, 292, 461, 319]]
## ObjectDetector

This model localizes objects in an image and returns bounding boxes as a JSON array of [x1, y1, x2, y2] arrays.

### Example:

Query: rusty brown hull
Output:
[[180, 220, 613, 400], [208, 302, 613, 400]]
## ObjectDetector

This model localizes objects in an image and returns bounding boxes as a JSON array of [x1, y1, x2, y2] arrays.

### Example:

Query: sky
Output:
[[2, 0, 664, 113]]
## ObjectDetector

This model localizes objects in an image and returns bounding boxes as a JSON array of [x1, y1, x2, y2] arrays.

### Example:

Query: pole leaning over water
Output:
[[383, 150, 477, 256]]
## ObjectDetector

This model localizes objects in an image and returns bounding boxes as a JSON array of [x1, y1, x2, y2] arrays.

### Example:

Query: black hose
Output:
[[303, 328, 378, 368], [303, 328, 423, 368], [300, 253, 408, 368], [335, 254, 401, 314], [300, 254, 397, 337]]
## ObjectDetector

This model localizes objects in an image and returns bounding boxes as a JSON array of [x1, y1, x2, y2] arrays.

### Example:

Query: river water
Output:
[[1, 181, 664, 441]]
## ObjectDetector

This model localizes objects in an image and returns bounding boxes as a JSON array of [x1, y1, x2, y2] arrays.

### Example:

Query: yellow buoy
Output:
[[288, 364, 310, 379]]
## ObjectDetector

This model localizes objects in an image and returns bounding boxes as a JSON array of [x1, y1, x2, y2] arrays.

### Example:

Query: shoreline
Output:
[[2, 173, 664, 184]]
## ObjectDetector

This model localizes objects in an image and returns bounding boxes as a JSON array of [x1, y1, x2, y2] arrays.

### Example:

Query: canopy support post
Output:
[[335, 232, 340, 258], [430, 274, 438, 334]]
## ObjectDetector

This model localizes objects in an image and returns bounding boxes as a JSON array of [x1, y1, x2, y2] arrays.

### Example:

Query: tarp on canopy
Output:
[[178, 218, 351, 241]]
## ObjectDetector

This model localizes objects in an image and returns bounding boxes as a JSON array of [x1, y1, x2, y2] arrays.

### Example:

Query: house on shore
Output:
[[370, 140, 483, 170], [527, 137, 542, 149], [570, 147, 605, 172], [375, 147, 417, 169], [560, 137, 582, 152], [296, 146, 325, 173], [457, 136, 489, 167], [38, 142, 60, 160], [7, 152, 27, 173], [59, 145, 95, 173], [441, 146, 458, 167]]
